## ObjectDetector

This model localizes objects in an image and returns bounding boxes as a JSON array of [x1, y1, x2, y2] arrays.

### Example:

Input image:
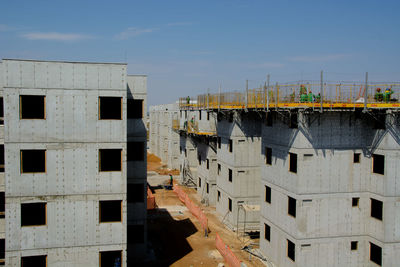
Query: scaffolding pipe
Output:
[[320, 70, 323, 113], [364, 72, 368, 112], [218, 84, 221, 112], [246, 79, 248, 110], [275, 82, 278, 108]]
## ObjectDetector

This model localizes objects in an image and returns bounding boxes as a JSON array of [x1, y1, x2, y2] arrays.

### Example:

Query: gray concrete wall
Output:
[[259, 111, 400, 266], [2, 59, 146, 266]]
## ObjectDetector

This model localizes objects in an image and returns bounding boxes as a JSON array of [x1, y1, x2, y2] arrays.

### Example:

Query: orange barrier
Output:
[[216, 233, 243, 267], [147, 186, 156, 210], [173, 184, 208, 236]]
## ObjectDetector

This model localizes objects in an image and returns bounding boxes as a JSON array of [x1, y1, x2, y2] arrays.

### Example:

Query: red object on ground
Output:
[[173, 184, 208, 235], [215, 233, 243, 267], [147, 186, 156, 210]]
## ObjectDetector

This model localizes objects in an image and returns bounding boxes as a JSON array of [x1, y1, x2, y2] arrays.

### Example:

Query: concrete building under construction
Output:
[[149, 78, 400, 266], [0, 59, 147, 266]]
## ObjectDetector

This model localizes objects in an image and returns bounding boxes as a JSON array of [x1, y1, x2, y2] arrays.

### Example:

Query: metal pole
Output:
[[246, 79, 249, 109], [207, 88, 209, 111], [218, 84, 221, 112], [320, 70, 323, 113], [267, 75, 270, 112], [275, 82, 278, 108], [364, 72, 368, 112]]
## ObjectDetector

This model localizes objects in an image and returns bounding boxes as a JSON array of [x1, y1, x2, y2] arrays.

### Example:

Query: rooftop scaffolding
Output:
[[179, 81, 400, 111]]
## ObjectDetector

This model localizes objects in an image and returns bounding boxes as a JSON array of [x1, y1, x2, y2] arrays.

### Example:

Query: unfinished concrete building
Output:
[[148, 79, 400, 266], [1, 59, 147, 266], [149, 103, 180, 170]]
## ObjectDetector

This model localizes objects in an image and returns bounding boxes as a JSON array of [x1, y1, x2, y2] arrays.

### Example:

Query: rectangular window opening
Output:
[[371, 198, 383, 221], [0, 97, 3, 125], [352, 197, 359, 207], [198, 177, 202, 188], [206, 159, 209, 169], [217, 164, 221, 175], [353, 153, 361, 163], [264, 223, 270, 241], [0, 145, 4, 172], [372, 154, 384, 175], [228, 169, 232, 182], [207, 112, 210, 120], [370, 242, 382, 266], [21, 255, 47, 267], [265, 147, 272, 165], [127, 184, 144, 203], [128, 99, 143, 119], [265, 185, 271, 204], [99, 149, 122, 172], [351, 241, 358, 251], [21, 203, 46, 226], [100, 251, 122, 267], [217, 137, 221, 149], [20, 95, 45, 119], [287, 239, 295, 261], [21, 149, 46, 173], [288, 196, 296, 217], [289, 152, 297, 173], [0, 192, 4, 219], [128, 142, 144, 161], [128, 225, 144, 244], [100, 200, 122, 223], [228, 198, 232, 212], [199, 110, 202, 120], [99, 97, 122, 120], [206, 183, 209, 193], [229, 139, 233, 153], [217, 190, 221, 202]]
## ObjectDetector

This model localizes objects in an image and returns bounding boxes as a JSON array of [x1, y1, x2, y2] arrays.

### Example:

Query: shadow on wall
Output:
[[261, 110, 400, 161]]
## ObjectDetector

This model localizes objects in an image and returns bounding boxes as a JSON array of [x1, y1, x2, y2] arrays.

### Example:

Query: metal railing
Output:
[[179, 82, 400, 110]]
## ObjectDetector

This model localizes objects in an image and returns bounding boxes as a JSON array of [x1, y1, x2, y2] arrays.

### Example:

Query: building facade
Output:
[[1, 59, 147, 266]]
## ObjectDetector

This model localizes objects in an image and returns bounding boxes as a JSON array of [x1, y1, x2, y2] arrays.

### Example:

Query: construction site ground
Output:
[[146, 153, 266, 267]]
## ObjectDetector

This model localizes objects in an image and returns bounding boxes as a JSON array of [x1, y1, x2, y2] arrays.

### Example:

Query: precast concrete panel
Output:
[[5, 142, 126, 197], [6, 196, 125, 252]]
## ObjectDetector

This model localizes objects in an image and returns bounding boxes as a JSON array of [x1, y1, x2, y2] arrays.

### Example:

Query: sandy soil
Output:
[[148, 153, 180, 176], [145, 171, 265, 266]]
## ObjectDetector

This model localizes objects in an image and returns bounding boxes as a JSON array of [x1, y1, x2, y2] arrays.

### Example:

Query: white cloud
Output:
[[288, 54, 350, 62], [114, 27, 157, 40], [166, 22, 192, 27], [21, 32, 93, 41]]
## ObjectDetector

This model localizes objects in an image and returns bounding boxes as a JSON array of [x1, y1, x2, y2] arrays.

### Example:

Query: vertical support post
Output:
[[218, 84, 221, 112], [246, 79, 249, 110], [275, 82, 278, 108], [207, 88, 210, 111], [266, 75, 270, 112], [364, 72, 368, 112], [320, 70, 323, 113]]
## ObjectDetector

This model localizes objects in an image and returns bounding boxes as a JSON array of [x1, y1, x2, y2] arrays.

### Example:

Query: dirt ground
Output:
[[145, 153, 265, 267], [147, 153, 180, 175]]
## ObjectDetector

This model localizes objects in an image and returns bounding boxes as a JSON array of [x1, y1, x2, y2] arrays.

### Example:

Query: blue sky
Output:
[[1, 0, 400, 106]]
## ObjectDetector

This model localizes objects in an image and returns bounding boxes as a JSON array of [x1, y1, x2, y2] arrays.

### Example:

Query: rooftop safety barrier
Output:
[[180, 82, 400, 110]]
